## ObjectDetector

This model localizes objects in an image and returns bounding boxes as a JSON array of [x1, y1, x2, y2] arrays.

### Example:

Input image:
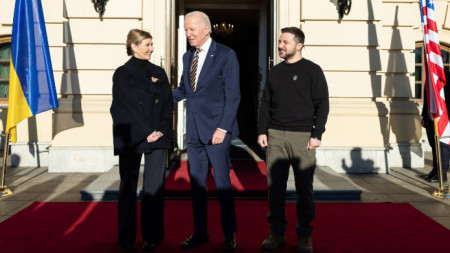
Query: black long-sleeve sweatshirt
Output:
[[258, 58, 329, 140]]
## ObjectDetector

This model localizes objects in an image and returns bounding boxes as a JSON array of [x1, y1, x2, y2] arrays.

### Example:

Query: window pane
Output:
[[415, 47, 422, 63], [0, 61, 10, 79], [0, 43, 10, 59], [415, 66, 422, 81], [414, 83, 422, 99], [0, 43, 10, 99], [441, 50, 449, 64], [0, 80, 8, 97]]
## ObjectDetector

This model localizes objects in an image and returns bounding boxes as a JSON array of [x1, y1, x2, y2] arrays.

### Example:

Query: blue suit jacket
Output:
[[173, 39, 240, 144]]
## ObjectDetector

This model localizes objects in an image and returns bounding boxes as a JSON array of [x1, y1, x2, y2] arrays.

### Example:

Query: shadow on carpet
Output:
[[1, 201, 449, 253], [165, 161, 268, 197]]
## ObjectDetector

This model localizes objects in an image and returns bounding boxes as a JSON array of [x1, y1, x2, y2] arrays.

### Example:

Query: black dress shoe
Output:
[[428, 175, 448, 183], [143, 240, 161, 251], [420, 173, 434, 179], [180, 233, 210, 250], [424, 174, 436, 180], [224, 239, 237, 252], [420, 170, 436, 180], [224, 235, 237, 252]]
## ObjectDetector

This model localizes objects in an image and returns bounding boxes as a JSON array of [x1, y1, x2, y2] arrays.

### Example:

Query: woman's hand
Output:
[[147, 131, 164, 143]]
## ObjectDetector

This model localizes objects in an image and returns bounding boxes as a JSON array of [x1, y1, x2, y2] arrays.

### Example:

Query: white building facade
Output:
[[0, 0, 446, 173]]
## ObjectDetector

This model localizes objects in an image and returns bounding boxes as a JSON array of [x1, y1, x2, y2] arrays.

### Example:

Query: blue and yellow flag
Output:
[[6, 0, 59, 143]]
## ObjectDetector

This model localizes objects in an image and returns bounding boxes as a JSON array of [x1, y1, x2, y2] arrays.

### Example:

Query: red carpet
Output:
[[165, 161, 268, 197], [1, 201, 450, 253]]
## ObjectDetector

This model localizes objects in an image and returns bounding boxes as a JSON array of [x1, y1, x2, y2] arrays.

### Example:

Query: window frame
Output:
[[0, 35, 11, 107], [413, 42, 450, 104]]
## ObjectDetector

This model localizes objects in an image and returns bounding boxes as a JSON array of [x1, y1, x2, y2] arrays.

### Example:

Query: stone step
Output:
[[80, 165, 362, 201]]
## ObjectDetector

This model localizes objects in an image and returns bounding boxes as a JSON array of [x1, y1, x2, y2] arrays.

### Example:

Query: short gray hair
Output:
[[185, 11, 212, 34]]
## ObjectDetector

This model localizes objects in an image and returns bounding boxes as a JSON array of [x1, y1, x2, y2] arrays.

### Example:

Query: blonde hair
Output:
[[126, 29, 152, 56], [185, 11, 212, 34]]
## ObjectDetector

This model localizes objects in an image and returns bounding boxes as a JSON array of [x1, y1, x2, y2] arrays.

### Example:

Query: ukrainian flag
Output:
[[6, 0, 59, 143]]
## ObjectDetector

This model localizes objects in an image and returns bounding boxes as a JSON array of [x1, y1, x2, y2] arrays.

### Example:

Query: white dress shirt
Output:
[[192, 37, 212, 88]]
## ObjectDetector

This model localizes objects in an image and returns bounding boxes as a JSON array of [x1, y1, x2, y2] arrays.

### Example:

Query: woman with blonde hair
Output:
[[110, 29, 173, 251]]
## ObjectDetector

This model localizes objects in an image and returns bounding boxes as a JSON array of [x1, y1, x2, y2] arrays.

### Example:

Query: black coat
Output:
[[422, 69, 450, 123], [110, 58, 173, 155]]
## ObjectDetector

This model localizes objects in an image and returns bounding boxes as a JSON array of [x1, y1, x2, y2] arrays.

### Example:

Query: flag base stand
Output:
[[0, 132, 11, 197], [431, 121, 450, 199], [0, 186, 12, 197], [432, 187, 450, 199]]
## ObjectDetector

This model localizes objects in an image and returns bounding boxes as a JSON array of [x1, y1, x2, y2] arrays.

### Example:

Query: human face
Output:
[[278, 32, 302, 62], [132, 38, 153, 60], [185, 15, 209, 48]]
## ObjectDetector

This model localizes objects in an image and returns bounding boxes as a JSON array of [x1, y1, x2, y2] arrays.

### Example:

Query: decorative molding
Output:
[[0, 35, 11, 44]]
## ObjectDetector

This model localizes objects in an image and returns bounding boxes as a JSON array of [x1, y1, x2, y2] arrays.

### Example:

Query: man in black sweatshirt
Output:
[[258, 27, 329, 253]]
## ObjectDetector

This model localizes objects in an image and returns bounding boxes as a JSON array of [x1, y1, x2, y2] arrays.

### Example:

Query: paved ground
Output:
[[1, 152, 449, 230]]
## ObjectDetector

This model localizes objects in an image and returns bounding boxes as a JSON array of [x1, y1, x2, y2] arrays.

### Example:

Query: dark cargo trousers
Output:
[[266, 129, 315, 237]]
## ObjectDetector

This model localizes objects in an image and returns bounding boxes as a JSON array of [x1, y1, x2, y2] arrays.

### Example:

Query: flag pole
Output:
[[432, 118, 450, 198], [0, 131, 12, 197]]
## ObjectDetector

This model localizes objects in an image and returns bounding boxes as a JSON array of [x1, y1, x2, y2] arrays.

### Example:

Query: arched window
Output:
[[413, 43, 450, 101], [0, 36, 11, 106]]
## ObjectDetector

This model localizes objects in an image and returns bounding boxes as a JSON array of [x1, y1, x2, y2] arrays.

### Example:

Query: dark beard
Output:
[[282, 50, 296, 61]]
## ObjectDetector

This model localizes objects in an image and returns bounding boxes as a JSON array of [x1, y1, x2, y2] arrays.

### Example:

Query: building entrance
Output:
[[177, 0, 274, 153]]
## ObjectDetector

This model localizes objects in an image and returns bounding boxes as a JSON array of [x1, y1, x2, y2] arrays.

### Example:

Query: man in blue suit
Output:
[[172, 11, 241, 252]]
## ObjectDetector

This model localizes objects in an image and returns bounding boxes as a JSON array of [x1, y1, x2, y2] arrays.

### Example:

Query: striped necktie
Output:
[[190, 48, 201, 92]]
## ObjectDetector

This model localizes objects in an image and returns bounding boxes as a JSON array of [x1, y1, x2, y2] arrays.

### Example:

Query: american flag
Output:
[[420, 0, 450, 143]]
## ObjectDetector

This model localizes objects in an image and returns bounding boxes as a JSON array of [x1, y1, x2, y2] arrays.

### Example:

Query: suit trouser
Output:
[[186, 122, 237, 237], [425, 119, 450, 176], [266, 129, 315, 237], [118, 149, 167, 247]]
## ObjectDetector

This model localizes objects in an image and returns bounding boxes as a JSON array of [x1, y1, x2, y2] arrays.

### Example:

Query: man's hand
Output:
[[306, 138, 321, 150], [211, 128, 226, 145], [147, 131, 164, 143], [257, 134, 268, 148]]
